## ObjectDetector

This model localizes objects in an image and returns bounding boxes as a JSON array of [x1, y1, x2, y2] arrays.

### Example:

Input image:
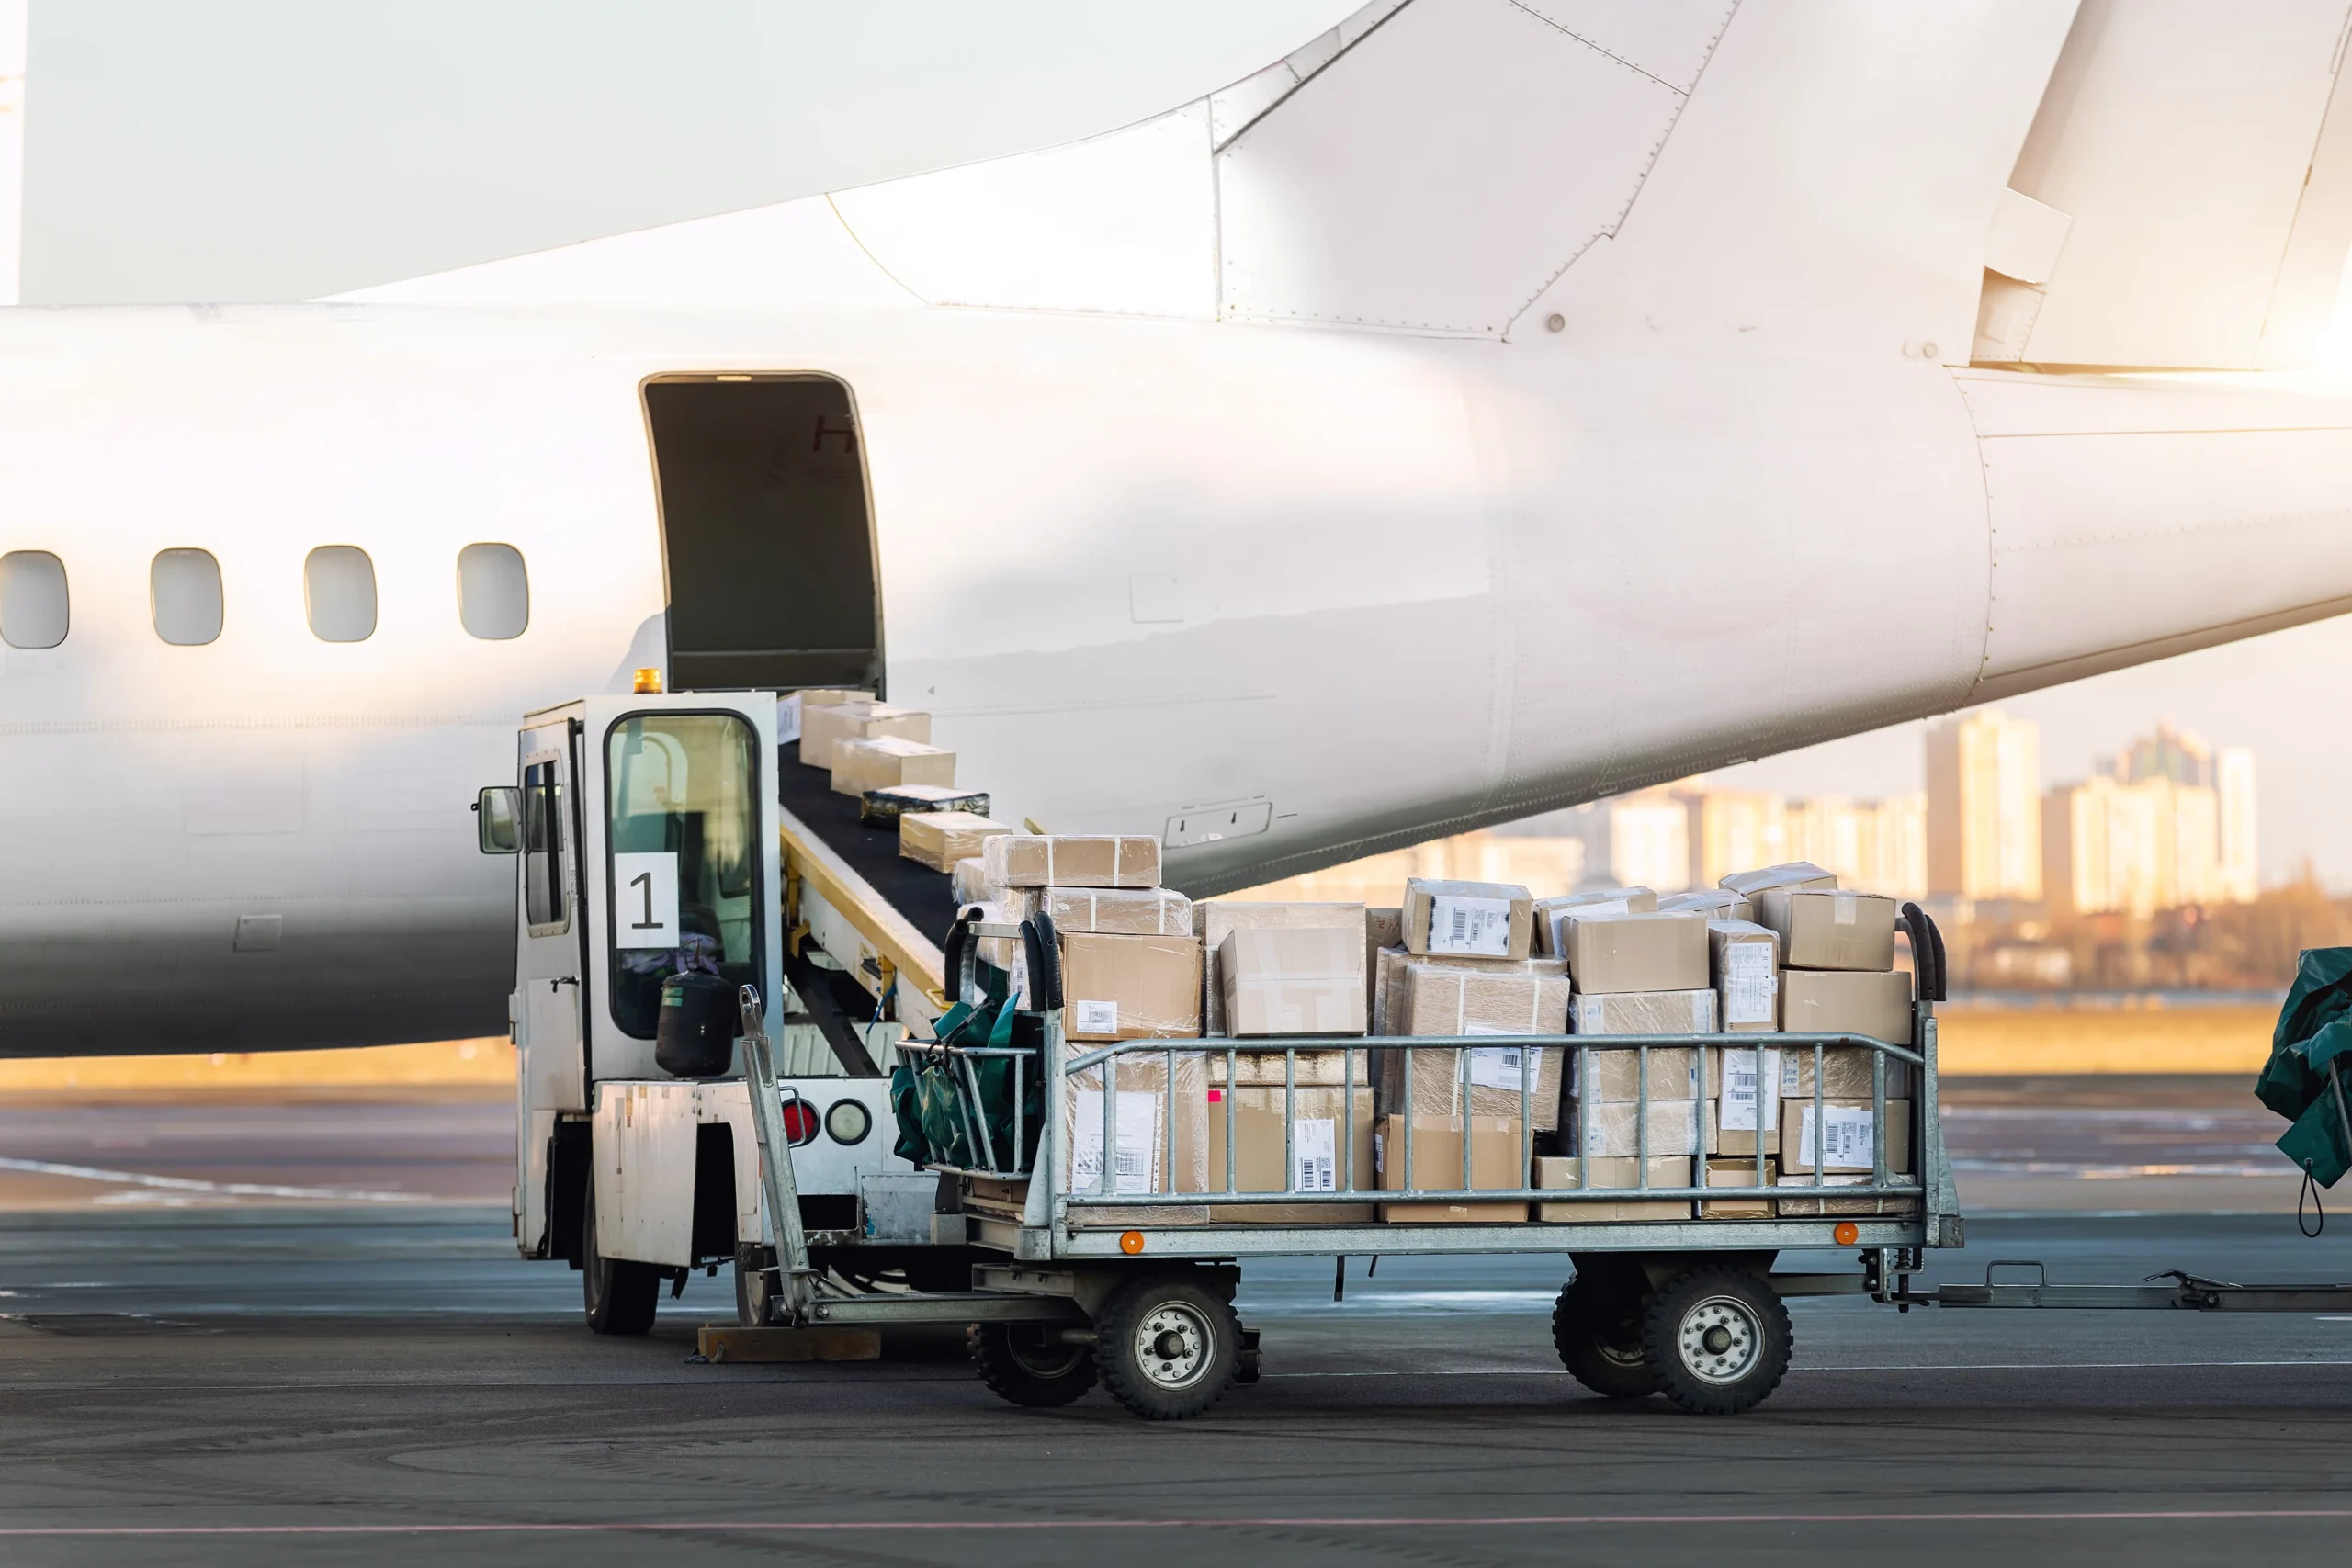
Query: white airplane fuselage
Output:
[[3, 298, 2349, 1055]]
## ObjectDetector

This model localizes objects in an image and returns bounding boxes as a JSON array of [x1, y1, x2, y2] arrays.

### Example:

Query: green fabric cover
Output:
[[888, 966, 1042, 1174], [2258, 948, 2352, 1186]]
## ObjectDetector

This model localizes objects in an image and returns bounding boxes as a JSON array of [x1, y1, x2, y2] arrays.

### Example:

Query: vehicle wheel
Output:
[[969, 1323, 1097, 1408], [1553, 1272, 1659, 1400], [1641, 1265, 1791, 1415], [581, 1175, 660, 1336], [1094, 1272, 1238, 1421]]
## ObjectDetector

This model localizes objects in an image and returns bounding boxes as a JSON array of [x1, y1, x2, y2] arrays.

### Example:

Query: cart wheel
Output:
[[1552, 1274, 1659, 1400], [581, 1175, 659, 1336], [1094, 1272, 1239, 1421], [1641, 1265, 1791, 1415], [969, 1323, 1097, 1408]]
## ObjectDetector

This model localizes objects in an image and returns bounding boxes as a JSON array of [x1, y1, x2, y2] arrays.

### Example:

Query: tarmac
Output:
[[4, 1076, 2352, 1566]]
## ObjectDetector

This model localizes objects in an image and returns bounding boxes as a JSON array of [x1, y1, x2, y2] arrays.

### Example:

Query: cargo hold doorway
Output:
[[643, 376, 882, 694]]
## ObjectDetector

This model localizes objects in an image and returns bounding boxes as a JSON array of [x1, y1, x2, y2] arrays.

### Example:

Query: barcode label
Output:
[[1428, 895, 1513, 956], [1798, 1103, 1876, 1169], [1072, 998, 1118, 1035], [1072, 1089, 1159, 1193], [1467, 1044, 1530, 1090], [1716, 1047, 1781, 1132], [1294, 1118, 1337, 1192]]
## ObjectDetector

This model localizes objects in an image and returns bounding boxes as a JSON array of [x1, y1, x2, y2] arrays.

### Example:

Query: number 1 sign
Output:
[[612, 852, 681, 948]]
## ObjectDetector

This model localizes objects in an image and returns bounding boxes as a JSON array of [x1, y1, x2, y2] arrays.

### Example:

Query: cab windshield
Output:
[[605, 712, 762, 1038]]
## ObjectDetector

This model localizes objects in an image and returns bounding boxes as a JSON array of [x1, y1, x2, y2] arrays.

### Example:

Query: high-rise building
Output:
[[1682, 788, 1785, 889], [1785, 794, 1928, 899], [1927, 709, 2041, 900], [1610, 790, 1692, 892], [2110, 720, 2214, 789], [2217, 747, 2259, 902]]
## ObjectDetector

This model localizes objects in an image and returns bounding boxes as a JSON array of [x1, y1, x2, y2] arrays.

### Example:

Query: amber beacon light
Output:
[[632, 667, 663, 694]]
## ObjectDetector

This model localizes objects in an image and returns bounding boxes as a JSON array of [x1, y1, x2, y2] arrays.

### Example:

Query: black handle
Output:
[[1022, 910, 1063, 1011], [942, 907, 978, 999], [1900, 902, 1947, 1002]]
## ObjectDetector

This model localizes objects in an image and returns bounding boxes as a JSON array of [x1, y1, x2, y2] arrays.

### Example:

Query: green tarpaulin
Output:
[[2257, 947, 2352, 1187]]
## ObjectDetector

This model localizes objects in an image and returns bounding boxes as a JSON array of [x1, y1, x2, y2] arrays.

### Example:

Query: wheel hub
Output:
[[1134, 1303, 1213, 1390], [1677, 1294, 1761, 1384]]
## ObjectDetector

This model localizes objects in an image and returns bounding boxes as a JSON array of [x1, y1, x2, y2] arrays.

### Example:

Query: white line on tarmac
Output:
[[0, 1156, 424, 1203], [1262, 1359, 2352, 1378]]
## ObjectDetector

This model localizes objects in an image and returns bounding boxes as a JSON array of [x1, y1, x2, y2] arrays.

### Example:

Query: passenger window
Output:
[[606, 712, 761, 1039], [457, 543, 528, 639], [523, 759, 569, 933], [0, 550, 68, 649], [151, 548, 223, 646], [305, 546, 377, 642]]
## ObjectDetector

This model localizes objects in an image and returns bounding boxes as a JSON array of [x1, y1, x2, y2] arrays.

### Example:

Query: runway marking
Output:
[[9, 1509, 2352, 1537], [0, 1157, 424, 1204]]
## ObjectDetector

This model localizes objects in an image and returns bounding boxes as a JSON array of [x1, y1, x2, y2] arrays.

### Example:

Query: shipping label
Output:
[[1465, 1043, 1535, 1091], [1716, 1047, 1782, 1132], [1072, 1088, 1160, 1194], [1428, 895, 1514, 956], [1722, 942, 1778, 1025], [1797, 1103, 1877, 1170], [1071, 998, 1119, 1035], [1293, 1117, 1338, 1192]]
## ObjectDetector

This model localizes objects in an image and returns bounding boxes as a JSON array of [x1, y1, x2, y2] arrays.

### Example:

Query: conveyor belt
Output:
[[776, 741, 963, 954]]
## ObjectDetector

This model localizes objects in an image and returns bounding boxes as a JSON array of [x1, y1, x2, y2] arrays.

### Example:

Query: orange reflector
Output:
[[1834, 1222, 1860, 1247], [1119, 1230, 1146, 1256], [632, 667, 663, 694]]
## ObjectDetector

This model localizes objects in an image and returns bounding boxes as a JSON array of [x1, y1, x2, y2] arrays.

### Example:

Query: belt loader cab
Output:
[[477, 690, 943, 1334]]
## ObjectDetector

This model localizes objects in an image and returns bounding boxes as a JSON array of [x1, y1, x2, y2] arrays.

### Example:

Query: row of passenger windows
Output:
[[0, 544, 530, 649]]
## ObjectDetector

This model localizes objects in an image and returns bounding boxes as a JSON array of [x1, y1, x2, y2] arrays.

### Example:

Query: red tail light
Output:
[[779, 1097, 820, 1146]]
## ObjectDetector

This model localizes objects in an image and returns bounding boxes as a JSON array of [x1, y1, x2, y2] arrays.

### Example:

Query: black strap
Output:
[[2301, 1160, 2325, 1238]]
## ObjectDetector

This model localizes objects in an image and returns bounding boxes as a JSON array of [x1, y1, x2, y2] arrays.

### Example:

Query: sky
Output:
[[15, 2, 2352, 887]]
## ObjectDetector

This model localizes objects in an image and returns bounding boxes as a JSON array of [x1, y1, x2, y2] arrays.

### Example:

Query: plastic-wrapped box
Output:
[[1197, 901, 1366, 1036], [1060, 1052, 1209, 1225], [984, 834, 1160, 889], [831, 736, 955, 797]]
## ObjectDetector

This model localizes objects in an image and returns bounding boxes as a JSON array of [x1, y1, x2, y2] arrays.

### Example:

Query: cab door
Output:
[[514, 717, 587, 1258]]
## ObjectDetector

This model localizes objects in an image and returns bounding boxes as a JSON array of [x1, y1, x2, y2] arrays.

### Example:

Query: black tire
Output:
[[1094, 1272, 1239, 1421], [1641, 1265, 1792, 1415], [581, 1175, 660, 1336], [1553, 1274, 1659, 1400], [970, 1323, 1097, 1408]]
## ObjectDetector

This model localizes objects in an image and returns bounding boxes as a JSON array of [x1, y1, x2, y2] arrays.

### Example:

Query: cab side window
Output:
[[522, 760, 569, 933]]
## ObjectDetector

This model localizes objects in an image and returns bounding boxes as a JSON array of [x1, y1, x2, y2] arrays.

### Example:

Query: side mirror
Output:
[[474, 786, 522, 854]]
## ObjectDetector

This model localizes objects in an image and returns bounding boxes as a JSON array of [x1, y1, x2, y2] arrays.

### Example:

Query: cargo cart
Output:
[[728, 902, 1958, 1418]]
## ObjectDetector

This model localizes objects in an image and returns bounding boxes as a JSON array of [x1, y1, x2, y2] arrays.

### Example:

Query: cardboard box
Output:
[[1756, 889, 1898, 972], [1373, 946, 1563, 1037], [1376, 1116, 1528, 1222], [1661, 888, 1753, 922], [1207, 1046, 1369, 1087], [985, 834, 1161, 890], [1205, 1084, 1375, 1222], [1198, 902, 1366, 1037], [781, 688, 872, 748], [1533, 1155, 1691, 1221], [831, 736, 955, 797], [1022, 886, 1193, 937], [1219, 927, 1367, 1037], [1775, 1044, 1907, 1100], [1710, 920, 1781, 1031], [1058, 932, 1203, 1041], [1560, 1098, 1705, 1157], [1532, 887, 1658, 956], [1403, 879, 1533, 959], [1702, 1156, 1778, 1218], [1780, 967, 1914, 1046], [1572, 1045, 1702, 1103], [951, 856, 990, 906], [1781, 1099, 1914, 1174], [1569, 987, 1716, 1038], [860, 783, 989, 827], [1364, 908, 1402, 1016], [1564, 909, 1710, 994], [1392, 964, 1568, 1129], [899, 811, 1012, 872], [802, 700, 927, 769], [1718, 861, 1838, 899], [1382, 1041, 1564, 1130], [1774, 1173, 1922, 1216], [1060, 1054, 1209, 1225]]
